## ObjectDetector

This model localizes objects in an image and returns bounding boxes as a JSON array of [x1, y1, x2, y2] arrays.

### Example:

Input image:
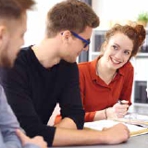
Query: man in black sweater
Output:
[[1, 0, 130, 147]]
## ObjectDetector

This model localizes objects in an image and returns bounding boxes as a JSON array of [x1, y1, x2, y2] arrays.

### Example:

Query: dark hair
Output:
[[0, 0, 35, 19], [101, 23, 146, 57], [46, 0, 100, 37]]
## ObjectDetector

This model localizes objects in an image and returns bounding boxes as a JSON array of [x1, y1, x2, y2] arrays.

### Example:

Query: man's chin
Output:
[[67, 58, 77, 63]]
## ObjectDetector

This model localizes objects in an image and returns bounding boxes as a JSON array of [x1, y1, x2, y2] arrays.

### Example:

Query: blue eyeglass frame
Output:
[[70, 31, 90, 48]]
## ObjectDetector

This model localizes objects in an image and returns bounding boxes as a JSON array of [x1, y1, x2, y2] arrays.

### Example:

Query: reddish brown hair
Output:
[[102, 23, 146, 57]]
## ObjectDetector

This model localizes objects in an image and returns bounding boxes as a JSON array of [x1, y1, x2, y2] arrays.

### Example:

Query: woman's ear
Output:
[[103, 41, 107, 48], [101, 41, 107, 52]]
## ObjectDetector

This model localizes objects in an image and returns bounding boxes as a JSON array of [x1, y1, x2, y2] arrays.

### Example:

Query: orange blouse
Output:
[[78, 57, 133, 122]]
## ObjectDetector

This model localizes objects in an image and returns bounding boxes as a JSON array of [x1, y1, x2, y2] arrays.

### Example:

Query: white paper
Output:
[[84, 120, 148, 137]]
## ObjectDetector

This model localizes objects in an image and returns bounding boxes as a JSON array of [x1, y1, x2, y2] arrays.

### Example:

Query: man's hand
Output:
[[102, 123, 130, 144], [16, 129, 47, 148]]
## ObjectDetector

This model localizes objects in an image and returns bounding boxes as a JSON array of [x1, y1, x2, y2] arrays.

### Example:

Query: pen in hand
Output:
[[119, 100, 129, 105], [114, 100, 129, 118]]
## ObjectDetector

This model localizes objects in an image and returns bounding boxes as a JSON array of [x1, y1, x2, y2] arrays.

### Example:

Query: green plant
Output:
[[137, 12, 148, 22]]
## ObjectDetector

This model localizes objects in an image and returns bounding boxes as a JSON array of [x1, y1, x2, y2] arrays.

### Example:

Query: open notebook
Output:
[[84, 119, 148, 137], [114, 113, 148, 129]]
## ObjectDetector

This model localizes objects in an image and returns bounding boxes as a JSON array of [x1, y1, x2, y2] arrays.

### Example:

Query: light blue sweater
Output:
[[0, 85, 40, 148]]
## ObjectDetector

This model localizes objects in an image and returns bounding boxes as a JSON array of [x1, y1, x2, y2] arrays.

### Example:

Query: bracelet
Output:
[[104, 109, 108, 119]]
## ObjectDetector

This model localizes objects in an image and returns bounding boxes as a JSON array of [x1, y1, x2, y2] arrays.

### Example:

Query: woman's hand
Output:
[[106, 101, 129, 119]]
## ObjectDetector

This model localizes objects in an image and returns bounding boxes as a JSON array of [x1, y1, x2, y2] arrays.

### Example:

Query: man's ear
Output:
[[0, 25, 8, 47], [0, 25, 7, 40], [61, 30, 71, 40]]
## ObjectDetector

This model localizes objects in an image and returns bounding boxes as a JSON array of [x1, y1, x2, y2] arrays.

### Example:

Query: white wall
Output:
[[92, 0, 148, 29], [25, 0, 148, 45], [24, 0, 63, 46]]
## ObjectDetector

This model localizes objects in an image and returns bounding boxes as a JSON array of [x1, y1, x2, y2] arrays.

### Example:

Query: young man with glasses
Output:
[[1, 0, 130, 147]]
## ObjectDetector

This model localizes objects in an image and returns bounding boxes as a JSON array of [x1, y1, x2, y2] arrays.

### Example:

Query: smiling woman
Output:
[[78, 23, 146, 122]]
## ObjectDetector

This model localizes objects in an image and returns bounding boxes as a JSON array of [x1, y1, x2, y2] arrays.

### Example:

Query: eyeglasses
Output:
[[70, 31, 90, 48]]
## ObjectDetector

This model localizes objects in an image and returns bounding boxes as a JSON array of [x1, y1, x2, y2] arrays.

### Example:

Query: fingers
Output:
[[16, 129, 29, 145], [31, 136, 48, 148], [103, 123, 130, 144], [114, 103, 129, 110], [114, 123, 130, 139], [113, 103, 129, 118], [120, 123, 130, 139], [116, 108, 128, 118], [114, 103, 129, 112], [118, 100, 129, 111], [16, 129, 47, 148], [120, 100, 129, 105], [117, 112, 126, 118]]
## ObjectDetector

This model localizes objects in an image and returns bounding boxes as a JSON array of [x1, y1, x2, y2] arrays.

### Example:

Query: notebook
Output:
[[84, 119, 148, 137]]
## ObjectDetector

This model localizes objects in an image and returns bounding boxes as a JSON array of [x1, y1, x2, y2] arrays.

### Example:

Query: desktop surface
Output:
[[53, 134, 148, 148], [49, 105, 148, 148]]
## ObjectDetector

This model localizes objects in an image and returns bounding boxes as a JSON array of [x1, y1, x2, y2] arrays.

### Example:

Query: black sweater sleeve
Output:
[[0, 57, 55, 147], [58, 61, 84, 129]]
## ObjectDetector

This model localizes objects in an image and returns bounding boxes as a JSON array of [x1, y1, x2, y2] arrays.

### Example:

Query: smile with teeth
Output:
[[110, 57, 122, 64]]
